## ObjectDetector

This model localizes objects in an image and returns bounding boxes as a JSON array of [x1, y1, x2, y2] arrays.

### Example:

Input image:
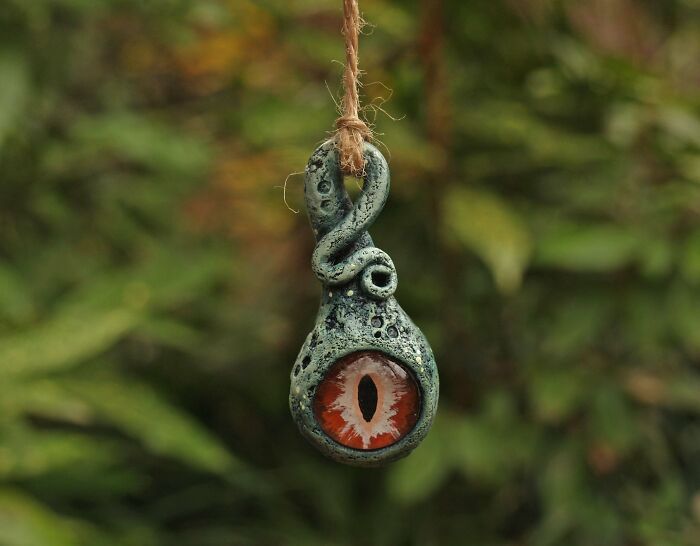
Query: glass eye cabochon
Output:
[[313, 351, 421, 451], [290, 141, 439, 467]]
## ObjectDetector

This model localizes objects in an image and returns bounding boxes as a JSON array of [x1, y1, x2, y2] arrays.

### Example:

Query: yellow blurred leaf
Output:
[[0, 489, 78, 546], [444, 187, 532, 294]]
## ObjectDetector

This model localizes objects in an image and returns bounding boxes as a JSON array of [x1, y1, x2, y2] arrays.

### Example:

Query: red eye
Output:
[[313, 351, 420, 450]]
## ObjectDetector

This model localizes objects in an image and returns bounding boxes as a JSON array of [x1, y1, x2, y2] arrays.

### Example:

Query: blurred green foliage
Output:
[[1, 0, 700, 544]]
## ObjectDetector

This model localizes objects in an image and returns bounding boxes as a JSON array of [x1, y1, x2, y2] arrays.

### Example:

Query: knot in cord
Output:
[[335, 115, 371, 177]]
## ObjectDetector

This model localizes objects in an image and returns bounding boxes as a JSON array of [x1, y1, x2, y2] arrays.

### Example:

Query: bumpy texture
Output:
[[290, 141, 439, 467]]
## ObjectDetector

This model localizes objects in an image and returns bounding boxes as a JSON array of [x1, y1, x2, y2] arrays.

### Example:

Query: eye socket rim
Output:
[[311, 350, 423, 453]]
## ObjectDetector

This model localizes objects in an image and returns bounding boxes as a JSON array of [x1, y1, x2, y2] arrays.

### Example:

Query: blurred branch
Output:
[[419, 0, 470, 395]]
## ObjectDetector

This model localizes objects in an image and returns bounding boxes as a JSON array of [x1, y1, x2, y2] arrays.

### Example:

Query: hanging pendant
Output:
[[290, 141, 439, 467]]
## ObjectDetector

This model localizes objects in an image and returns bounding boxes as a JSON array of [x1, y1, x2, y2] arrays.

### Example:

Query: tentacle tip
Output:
[[361, 265, 398, 300]]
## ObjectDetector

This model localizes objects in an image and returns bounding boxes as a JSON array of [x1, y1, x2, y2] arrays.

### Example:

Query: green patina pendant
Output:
[[289, 141, 439, 467]]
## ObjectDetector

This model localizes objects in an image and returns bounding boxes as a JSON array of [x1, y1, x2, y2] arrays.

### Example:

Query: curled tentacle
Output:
[[304, 141, 397, 300]]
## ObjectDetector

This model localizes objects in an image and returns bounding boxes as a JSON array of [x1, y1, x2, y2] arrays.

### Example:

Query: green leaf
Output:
[[659, 106, 700, 149], [680, 230, 700, 283], [458, 99, 609, 166], [0, 53, 29, 151], [0, 378, 93, 424], [449, 394, 540, 483], [625, 369, 700, 414], [0, 427, 118, 480], [0, 308, 138, 378], [535, 222, 640, 272], [0, 250, 229, 379], [58, 248, 230, 314], [529, 368, 591, 423], [0, 265, 34, 323], [540, 292, 613, 357], [0, 489, 79, 546], [62, 375, 239, 475], [49, 114, 211, 176], [668, 283, 700, 355], [390, 400, 541, 504], [588, 387, 640, 453], [444, 188, 532, 293], [534, 441, 588, 546], [136, 316, 203, 350], [638, 237, 674, 279], [663, 374, 700, 413], [386, 416, 451, 504]]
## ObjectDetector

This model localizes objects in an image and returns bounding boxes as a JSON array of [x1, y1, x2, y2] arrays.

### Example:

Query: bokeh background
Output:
[[2, 0, 700, 544]]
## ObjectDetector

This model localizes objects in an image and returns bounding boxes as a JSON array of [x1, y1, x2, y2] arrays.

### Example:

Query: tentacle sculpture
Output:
[[290, 141, 439, 467], [306, 140, 397, 300]]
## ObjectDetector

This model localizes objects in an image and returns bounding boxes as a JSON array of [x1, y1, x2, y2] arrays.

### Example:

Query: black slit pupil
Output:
[[358, 375, 378, 422]]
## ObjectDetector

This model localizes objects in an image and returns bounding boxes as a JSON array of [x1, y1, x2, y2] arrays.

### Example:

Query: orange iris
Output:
[[313, 351, 420, 450]]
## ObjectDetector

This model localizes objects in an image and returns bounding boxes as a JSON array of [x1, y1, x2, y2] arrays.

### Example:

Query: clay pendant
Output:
[[290, 141, 439, 467]]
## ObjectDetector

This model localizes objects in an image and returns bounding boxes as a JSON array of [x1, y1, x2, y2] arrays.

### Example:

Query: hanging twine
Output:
[[335, 0, 372, 177]]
